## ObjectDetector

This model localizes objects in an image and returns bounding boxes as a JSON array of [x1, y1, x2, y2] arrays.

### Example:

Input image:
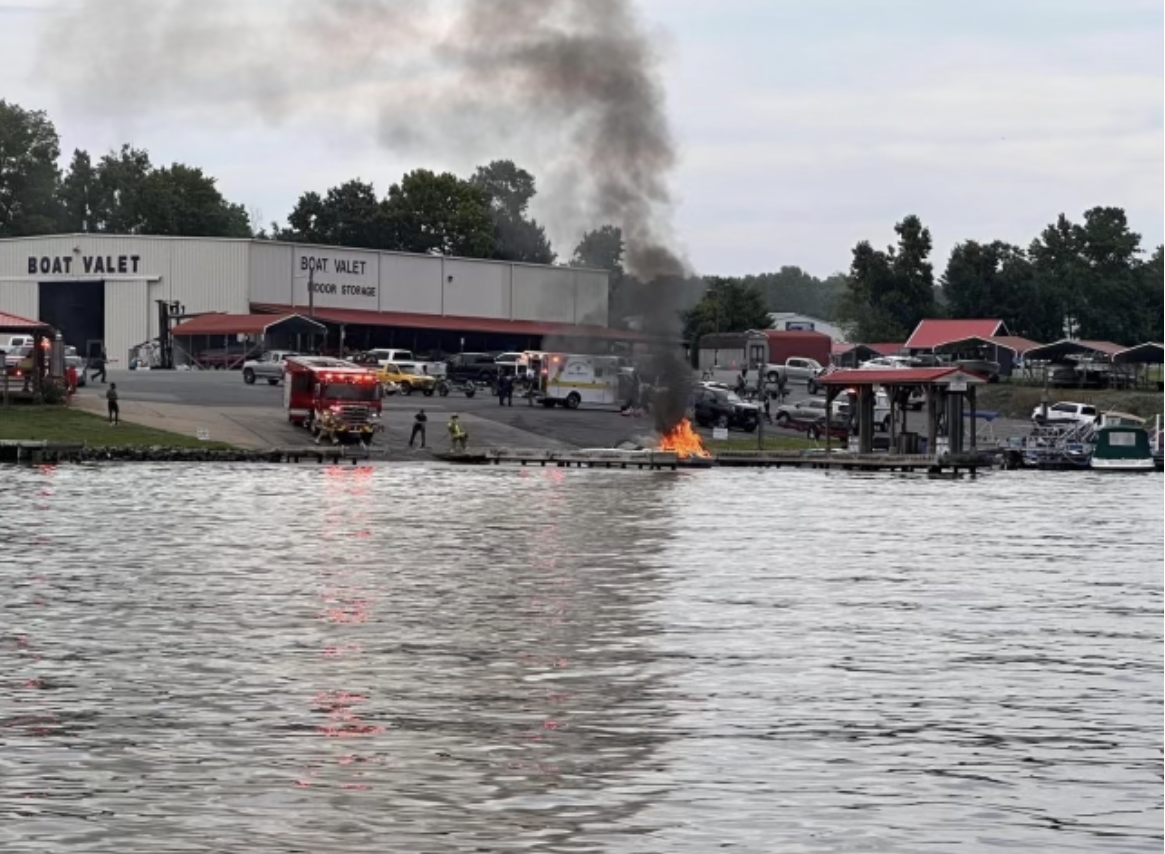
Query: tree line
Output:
[[2, 101, 1158, 345]]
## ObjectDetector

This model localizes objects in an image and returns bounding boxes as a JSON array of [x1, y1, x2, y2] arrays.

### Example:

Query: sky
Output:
[[0, 0, 1161, 278]]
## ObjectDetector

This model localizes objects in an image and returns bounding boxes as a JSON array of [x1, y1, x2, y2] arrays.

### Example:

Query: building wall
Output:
[[0, 235, 610, 360], [769, 312, 847, 342]]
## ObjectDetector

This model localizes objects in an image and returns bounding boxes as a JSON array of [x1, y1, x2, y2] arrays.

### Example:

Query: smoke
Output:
[[41, 0, 695, 431]]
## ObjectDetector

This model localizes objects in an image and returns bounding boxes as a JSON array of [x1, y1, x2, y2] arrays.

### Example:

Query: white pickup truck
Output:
[[356, 348, 446, 378], [764, 357, 824, 385]]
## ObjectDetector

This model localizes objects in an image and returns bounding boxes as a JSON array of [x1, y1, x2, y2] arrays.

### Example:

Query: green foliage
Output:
[[384, 169, 495, 258], [681, 277, 771, 344], [136, 164, 251, 237], [470, 160, 555, 264], [282, 180, 389, 248], [0, 100, 62, 236], [941, 206, 1160, 345], [837, 215, 936, 342], [710, 267, 847, 321]]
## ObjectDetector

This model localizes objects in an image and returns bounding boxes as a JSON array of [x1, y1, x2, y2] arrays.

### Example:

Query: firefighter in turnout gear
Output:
[[447, 414, 468, 452]]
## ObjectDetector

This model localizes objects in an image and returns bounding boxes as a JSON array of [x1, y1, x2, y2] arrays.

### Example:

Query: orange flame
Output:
[[657, 418, 711, 459]]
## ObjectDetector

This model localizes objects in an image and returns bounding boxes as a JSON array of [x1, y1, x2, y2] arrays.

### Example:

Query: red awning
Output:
[[251, 304, 659, 343], [172, 313, 326, 336], [0, 311, 51, 331], [819, 367, 989, 385]]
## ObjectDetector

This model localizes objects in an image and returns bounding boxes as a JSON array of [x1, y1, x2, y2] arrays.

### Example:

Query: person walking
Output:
[[90, 349, 108, 384], [447, 414, 468, 452], [106, 382, 120, 425], [409, 409, 428, 448]]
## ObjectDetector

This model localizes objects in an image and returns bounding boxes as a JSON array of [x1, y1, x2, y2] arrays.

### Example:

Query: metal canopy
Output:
[[1112, 342, 1164, 365], [1022, 339, 1124, 362]]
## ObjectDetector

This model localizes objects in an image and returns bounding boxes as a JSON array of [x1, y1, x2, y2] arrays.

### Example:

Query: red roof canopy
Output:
[[819, 366, 989, 386], [906, 319, 1005, 350], [933, 334, 1042, 355], [252, 304, 659, 343], [0, 311, 51, 331], [172, 313, 326, 336]]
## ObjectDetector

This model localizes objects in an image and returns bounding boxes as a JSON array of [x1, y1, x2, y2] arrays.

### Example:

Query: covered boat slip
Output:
[[170, 314, 327, 370], [1022, 339, 1163, 389], [818, 367, 991, 459]]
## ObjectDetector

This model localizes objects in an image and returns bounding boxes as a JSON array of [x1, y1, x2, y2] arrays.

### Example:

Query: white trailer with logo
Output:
[[527, 352, 624, 409]]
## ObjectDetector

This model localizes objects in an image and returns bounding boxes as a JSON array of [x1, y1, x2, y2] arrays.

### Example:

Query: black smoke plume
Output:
[[42, 0, 696, 432]]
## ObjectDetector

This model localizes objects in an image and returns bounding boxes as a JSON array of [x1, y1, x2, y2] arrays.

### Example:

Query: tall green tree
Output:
[[136, 164, 251, 237], [470, 160, 555, 263], [58, 148, 99, 232], [681, 277, 771, 345], [281, 180, 389, 248], [838, 215, 936, 341], [0, 100, 61, 236], [572, 224, 630, 322], [384, 169, 494, 258], [741, 266, 848, 319]]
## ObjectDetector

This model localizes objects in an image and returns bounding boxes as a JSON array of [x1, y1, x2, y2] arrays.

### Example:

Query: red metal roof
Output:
[[172, 313, 325, 336], [1023, 338, 1126, 361], [0, 311, 51, 330], [252, 304, 659, 343], [906, 319, 1004, 350], [819, 366, 989, 386], [867, 342, 905, 356]]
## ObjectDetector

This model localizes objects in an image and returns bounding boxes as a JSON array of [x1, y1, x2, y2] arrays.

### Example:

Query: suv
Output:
[[1031, 401, 1099, 426], [691, 386, 759, 432], [242, 351, 300, 385], [446, 352, 500, 384]]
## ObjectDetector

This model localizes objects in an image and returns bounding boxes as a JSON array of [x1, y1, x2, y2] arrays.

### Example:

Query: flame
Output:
[[657, 418, 711, 459]]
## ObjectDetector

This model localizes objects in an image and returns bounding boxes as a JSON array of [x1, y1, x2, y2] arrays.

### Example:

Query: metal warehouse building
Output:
[[0, 234, 613, 364]]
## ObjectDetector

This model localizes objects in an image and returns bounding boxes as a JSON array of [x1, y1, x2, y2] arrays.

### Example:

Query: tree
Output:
[[470, 160, 555, 263], [941, 240, 1042, 334], [58, 149, 99, 232], [739, 266, 847, 319], [383, 169, 494, 258], [134, 164, 251, 237], [681, 277, 771, 345], [572, 224, 630, 321], [89, 144, 153, 233], [281, 180, 389, 248], [837, 215, 937, 342], [0, 100, 61, 236]]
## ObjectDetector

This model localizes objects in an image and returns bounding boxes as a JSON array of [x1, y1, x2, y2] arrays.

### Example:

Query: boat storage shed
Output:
[[0, 234, 610, 365], [171, 313, 328, 369]]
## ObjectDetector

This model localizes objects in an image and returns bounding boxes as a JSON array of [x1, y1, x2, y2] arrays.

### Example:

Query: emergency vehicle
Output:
[[525, 352, 624, 409], [283, 356, 384, 446]]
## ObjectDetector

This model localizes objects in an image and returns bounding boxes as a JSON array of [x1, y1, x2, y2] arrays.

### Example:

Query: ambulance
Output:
[[526, 352, 625, 409]]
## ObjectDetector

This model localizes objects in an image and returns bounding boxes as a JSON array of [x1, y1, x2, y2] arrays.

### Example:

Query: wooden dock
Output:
[[714, 450, 989, 474]]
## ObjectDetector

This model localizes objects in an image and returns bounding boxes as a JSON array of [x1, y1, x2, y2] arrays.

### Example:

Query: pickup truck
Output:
[[376, 362, 438, 396], [763, 357, 824, 385], [356, 348, 447, 378]]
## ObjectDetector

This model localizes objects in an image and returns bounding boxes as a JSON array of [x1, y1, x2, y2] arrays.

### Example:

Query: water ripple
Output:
[[0, 465, 1160, 853]]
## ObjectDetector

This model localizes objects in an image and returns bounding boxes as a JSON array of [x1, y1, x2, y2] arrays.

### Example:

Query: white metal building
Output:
[[0, 234, 610, 363], [768, 312, 848, 343]]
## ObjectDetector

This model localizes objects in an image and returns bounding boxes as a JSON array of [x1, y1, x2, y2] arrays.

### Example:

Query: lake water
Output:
[[1, 464, 1161, 853]]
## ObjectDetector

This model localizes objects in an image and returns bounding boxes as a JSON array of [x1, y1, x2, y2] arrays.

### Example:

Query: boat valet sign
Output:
[[295, 248, 380, 311]]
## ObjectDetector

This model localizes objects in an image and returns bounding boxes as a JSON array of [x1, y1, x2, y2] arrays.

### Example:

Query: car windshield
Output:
[[322, 383, 378, 402]]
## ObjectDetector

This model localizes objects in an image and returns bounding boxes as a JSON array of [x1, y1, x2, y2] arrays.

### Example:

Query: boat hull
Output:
[[1090, 457, 1156, 472]]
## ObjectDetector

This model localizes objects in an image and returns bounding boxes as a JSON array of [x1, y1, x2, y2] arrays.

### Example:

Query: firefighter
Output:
[[447, 414, 468, 452]]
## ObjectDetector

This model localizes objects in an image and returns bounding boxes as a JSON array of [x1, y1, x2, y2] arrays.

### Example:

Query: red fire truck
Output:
[[283, 356, 384, 446]]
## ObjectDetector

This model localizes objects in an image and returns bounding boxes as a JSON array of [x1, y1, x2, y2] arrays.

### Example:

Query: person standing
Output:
[[65, 364, 78, 407], [409, 409, 428, 448], [106, 382, 120, 425]]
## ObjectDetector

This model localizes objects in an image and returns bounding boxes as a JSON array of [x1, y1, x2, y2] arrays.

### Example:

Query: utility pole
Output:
[[308, 266, 315, 319]]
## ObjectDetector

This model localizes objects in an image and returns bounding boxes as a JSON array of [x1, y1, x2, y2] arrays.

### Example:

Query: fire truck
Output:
[[283, 356, 384, 446]]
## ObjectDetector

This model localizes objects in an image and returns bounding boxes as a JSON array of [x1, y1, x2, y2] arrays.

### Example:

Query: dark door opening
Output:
[[40, 281, 105, 356]]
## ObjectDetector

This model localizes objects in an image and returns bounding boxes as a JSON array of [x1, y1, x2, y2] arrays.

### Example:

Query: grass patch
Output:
[[0, 406, 235, 449], [706, 434, 818, 452]]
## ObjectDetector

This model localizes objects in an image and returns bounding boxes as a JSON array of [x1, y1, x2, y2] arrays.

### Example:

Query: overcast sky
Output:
[[1, 0, 1160, 278]]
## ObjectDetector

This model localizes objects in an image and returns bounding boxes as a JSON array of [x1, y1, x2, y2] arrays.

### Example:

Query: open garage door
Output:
[[40, 280, 105, 357]]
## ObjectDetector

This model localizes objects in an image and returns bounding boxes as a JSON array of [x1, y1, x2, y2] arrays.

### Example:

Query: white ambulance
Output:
[[527, 352, 624, 409]]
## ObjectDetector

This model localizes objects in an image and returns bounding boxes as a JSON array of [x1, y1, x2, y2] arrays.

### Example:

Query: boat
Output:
[[1090, 425, 1156, 472]]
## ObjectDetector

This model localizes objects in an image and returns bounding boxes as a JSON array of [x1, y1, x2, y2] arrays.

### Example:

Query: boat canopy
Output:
[[1092, 426, 1152, 461]]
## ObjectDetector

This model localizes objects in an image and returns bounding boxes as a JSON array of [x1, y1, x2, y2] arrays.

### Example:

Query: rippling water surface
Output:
[[1, 464, 1161, 853]]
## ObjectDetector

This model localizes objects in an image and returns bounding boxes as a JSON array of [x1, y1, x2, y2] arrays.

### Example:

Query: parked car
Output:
[[774, 397, 829, 427], [242, 351, 301, 385], [691, 386, 760, 432], [66, 354, 87, 387], [446, 352, 501, 384], [857, 356, 915, 371], [1031, 401, 1099, 426]]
